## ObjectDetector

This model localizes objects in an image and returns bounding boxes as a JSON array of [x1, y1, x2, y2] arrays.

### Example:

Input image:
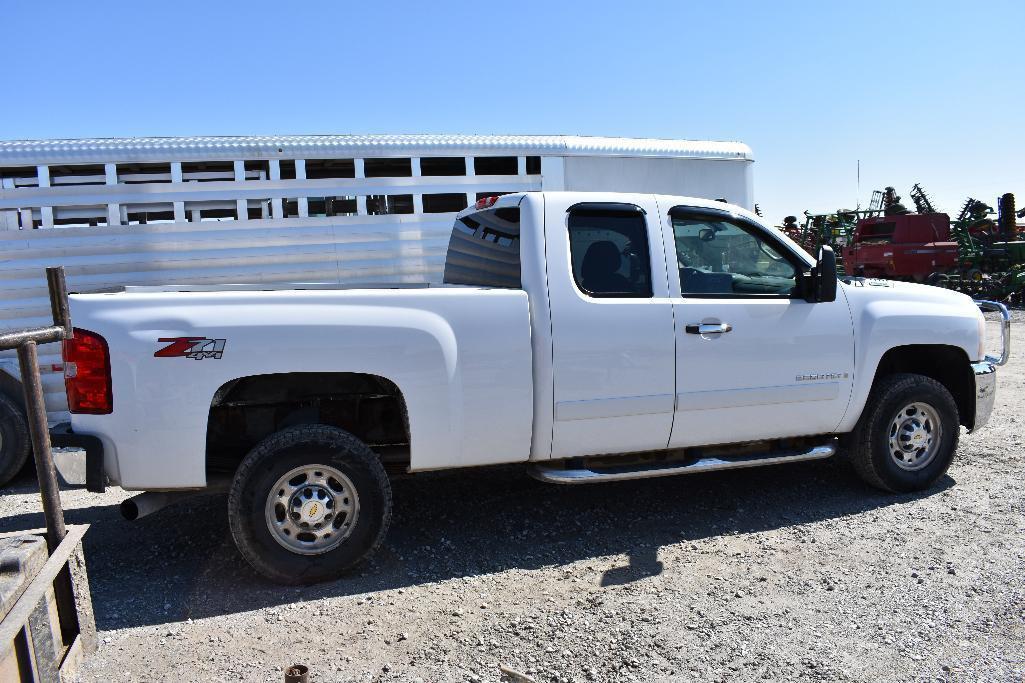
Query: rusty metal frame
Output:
[[0, 525, 92, 680], [0, 266, 94, 678], [0, 267, 71, 552]]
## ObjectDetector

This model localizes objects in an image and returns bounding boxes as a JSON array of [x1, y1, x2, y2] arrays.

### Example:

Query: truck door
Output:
[[660, 203, 854, 448], [545, 195, 676, 459]]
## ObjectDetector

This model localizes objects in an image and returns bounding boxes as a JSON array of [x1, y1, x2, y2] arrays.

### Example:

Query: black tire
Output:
[[0, 391, 31, 487], [847, 373, 959, 493], [227, 424, 392, 585]]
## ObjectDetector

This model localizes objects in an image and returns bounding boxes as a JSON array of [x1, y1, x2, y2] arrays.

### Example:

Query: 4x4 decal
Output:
[[154, 337, 226, 360]]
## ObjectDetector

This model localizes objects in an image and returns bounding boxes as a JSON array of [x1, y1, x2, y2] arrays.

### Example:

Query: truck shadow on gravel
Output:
[[0, 459, 953, 632]]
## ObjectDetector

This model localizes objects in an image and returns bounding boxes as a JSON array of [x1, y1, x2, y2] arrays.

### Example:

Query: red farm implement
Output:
[[785, 185, 1025, 304]]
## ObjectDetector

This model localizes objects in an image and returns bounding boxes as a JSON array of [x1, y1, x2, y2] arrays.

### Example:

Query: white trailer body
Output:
[[0, 134, 752, 424]]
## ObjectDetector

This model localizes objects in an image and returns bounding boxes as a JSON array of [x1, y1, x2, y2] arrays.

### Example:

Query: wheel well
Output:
[[206, 372, 409, 477], [873, 345, 975, 428]]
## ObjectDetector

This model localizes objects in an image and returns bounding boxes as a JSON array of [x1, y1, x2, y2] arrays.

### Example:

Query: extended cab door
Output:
[[660, 203, 855, 448], [545, 195, 676, 459]]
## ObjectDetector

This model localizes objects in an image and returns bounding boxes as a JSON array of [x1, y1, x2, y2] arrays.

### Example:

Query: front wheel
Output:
[[847, 373, 960, 493], [227, 424, 392, 584]]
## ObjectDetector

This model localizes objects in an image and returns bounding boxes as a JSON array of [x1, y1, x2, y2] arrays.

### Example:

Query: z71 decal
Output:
[[154, 337, 226, 360]]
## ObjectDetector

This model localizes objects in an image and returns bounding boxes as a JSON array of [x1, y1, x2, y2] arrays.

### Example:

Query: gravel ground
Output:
[[1, 312, 1022, 683]]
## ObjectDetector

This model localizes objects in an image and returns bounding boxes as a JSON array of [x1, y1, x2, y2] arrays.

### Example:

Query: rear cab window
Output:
[[443, 204, 521, 288]]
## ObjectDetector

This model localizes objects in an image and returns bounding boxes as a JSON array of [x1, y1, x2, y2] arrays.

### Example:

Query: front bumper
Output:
[[971, 300, 1011, 432], [971, 361, 997, 431], [49, 422, 106, 493]]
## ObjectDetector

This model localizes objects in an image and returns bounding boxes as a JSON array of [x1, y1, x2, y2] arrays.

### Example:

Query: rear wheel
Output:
[[228, 424, 392, 585], [848, 373, 959, 493], [0, 391, 30, 487]]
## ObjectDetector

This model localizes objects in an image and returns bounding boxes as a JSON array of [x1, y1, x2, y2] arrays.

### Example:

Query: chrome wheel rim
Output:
[[887, 402, 942, 471], [264, 464, 359, 555]]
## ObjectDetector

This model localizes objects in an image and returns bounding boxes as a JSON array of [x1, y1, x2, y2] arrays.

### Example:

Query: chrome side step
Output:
[[529, 440, 838, 484]]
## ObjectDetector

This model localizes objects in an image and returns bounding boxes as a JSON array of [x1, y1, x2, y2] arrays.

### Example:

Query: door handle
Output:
[[685, 323, 733, 335]]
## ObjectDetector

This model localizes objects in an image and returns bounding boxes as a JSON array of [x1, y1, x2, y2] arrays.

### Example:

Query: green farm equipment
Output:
[[929, 192, 1025, 303], [782, 187, 903, 255], [786, 185, 1025, 304]]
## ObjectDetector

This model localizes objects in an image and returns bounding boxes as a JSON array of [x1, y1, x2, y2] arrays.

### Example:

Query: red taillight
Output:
[[63, 328, 112, 414]]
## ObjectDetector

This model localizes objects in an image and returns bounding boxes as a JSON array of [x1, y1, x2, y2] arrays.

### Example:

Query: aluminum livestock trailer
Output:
[[0, 133, 753, 483]]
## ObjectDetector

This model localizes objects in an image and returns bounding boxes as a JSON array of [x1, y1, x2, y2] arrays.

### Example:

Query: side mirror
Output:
[[803, 246, 838, 303]]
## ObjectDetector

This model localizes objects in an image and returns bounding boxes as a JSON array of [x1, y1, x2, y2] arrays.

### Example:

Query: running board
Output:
[[529, 440, 838, 484]]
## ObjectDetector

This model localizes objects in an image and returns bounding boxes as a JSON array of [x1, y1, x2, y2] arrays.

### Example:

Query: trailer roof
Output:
[[0, 134, 752, 165]]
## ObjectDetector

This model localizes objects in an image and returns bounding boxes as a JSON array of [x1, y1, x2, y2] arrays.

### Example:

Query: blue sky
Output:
[[3, 0, 1022, 223]]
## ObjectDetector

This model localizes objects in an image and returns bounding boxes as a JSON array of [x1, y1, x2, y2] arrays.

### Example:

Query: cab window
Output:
[[568, 205, 653, 298], [671, 210, 798, 296], [442, 207, 521, 288]]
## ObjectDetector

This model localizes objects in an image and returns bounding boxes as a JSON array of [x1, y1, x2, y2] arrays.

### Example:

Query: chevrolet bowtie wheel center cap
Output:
[[888, 402, 941, 472]]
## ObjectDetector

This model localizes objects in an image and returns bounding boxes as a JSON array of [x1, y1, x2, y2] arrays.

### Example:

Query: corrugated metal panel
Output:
[[0, 134, 753, 165]]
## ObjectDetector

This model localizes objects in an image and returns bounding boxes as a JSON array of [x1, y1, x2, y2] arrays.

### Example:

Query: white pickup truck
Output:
[[53, 191, 1009, 584]]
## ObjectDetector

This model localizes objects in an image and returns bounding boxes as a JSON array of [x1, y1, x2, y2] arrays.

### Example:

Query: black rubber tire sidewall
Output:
[[0, 391, 31, 487], [228, 425, 392, 585], [853, 373, 959, 493]]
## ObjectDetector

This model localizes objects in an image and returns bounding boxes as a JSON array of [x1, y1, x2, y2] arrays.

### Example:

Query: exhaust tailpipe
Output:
[[120, 491, 191, 521]]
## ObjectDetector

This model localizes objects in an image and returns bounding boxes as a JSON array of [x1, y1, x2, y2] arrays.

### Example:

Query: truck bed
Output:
[[68, 286, 534, 489]]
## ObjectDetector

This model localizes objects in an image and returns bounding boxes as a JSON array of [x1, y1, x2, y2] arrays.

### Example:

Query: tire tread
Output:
[[0, 392, 30, 487], [227, 424, 392, 584], [848, 372, 959, 493]]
